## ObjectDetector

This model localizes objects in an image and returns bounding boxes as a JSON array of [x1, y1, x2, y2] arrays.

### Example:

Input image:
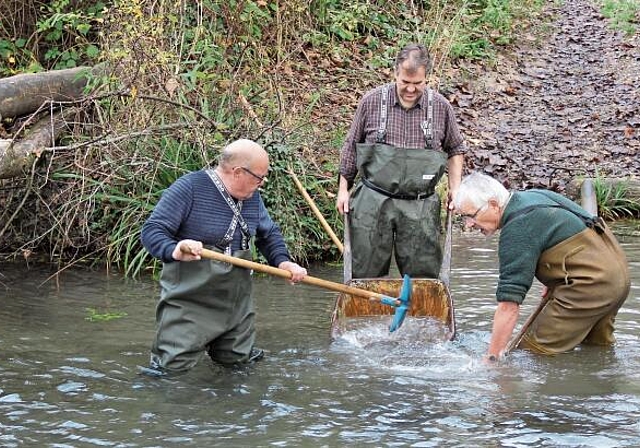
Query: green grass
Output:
[[600, 0, 640, 35], [593, 176, 640, 220], [85, 308, 127, 322], [0, 0, 556, 273]]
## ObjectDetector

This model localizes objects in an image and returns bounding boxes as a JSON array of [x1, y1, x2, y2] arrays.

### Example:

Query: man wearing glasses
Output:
[[453, 172, 630, 362], [141, 139, 307, 376]]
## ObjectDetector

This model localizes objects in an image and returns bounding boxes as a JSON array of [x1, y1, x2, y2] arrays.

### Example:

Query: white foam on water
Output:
[[333, 316, 480, 378]]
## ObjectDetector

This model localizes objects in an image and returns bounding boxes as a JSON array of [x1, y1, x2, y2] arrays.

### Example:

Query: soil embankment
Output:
[[455, 0, 639, 192]]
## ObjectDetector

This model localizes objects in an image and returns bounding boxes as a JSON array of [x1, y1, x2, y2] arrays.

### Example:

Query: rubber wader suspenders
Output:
[[421, 88, 434, 149], [502, 192, 605, 234], [376, 85, 434, 148], [361, 85, 437, 200], [205, 169, 252, 253]]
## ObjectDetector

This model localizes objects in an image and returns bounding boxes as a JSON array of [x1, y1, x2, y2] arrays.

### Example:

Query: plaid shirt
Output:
[[339, 83, 466, 183]]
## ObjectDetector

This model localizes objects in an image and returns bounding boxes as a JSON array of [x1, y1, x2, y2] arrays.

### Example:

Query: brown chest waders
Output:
[[519, 225, 630, 354]]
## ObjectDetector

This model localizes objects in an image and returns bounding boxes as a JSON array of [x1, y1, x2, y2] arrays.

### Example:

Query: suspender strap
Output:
[[376, 85, 389, 143], [378, 85, 434, 148], [502, 193, 604, 234], [205, 168, 252, 250], [424, 88, 434, 147]]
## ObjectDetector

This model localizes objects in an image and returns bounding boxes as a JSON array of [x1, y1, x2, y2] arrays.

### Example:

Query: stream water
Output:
[[1, 223, 639, 447]]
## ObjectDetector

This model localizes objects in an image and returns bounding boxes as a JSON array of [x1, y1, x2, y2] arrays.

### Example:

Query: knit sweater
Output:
[[141, 169, 291, 267], [496, 189, 591, 304]]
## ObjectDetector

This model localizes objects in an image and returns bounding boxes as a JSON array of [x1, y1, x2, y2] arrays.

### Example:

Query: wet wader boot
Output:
[[519, 224, 630, 354], [149, 248, 258, 373]]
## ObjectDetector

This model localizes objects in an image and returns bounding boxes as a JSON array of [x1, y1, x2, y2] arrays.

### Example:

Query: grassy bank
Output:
[[1, 0, 551, 274]]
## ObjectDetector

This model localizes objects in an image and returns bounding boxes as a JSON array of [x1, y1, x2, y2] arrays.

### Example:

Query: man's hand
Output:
[[336, 175, 350, 215], [487, 301, 520, 358], [172, 239, 203, 261], [447, 187, 459, 211], [278, 261, 307, 284]]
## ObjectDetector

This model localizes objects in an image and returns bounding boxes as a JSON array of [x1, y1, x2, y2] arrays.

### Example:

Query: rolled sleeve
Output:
[[339, 101, 368, 182]]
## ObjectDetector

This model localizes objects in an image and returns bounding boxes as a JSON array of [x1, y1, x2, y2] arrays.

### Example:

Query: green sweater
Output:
[[496, 189, 591, 304]]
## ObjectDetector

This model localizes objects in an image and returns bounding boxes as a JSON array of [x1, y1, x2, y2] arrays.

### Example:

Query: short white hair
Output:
[[453, 172, 510, 209]]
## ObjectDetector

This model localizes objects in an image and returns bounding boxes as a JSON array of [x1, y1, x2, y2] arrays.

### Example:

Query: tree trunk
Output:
[[0, 65, 102, 119], [0, 65, 107, 179], [0, 109, 76, 178]]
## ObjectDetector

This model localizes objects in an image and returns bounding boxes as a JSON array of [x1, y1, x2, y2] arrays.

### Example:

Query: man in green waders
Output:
[[140, 139, 307, 376], [337, 43, 466, 279], [453, 172, 630, 362]]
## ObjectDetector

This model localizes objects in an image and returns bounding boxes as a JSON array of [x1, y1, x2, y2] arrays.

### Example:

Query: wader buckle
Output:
[[589, 216, 606, 235]]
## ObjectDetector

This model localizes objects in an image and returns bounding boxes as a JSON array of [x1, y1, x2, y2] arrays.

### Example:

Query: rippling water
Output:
[[1, 223, 639, 447]]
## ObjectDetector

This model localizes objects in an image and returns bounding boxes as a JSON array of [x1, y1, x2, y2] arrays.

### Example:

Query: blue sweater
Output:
[[141, 170, 291, 267]]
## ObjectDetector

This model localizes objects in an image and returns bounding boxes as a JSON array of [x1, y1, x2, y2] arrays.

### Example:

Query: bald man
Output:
[[141, 139, 307, 375]]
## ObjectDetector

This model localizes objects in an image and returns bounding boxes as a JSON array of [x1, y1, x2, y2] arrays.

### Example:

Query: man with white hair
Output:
[[141, 139, 307, 375], [453, 172, 630, 361]]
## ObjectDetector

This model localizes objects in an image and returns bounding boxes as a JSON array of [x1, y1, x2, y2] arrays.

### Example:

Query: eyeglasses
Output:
[[240, 166, 268, 184], [461, 203, 487, 222]]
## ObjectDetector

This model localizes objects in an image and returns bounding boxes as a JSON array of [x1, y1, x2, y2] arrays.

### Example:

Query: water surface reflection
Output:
[[1, 223, 639, 446]]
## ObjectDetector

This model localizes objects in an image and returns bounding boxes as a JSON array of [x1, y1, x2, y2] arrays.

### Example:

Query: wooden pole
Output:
[[195, 247, 401, 305], [288, 168, 344, 253]]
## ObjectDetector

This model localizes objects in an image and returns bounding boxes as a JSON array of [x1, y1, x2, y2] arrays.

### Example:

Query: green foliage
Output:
[[258, 139, 342, 264], [48, 136, 209, 277], [101, 138, 209, 276], [450, 34, 493, 59], [600, 0, 639, 36], [450, 0, 545, 59], [86, 307, 127, 321], [1, 0, 553, 272], [593, 177, 640, 220], [0, 37, 42, 75], [0, 0, 105, 75]]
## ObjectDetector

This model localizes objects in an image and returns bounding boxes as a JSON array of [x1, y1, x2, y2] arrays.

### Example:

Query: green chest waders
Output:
[[151, 248, 255, 371], [349, 86, 448, 278]]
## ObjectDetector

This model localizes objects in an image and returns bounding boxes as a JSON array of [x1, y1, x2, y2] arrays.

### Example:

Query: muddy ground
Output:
[[453, 0, 639, 192]]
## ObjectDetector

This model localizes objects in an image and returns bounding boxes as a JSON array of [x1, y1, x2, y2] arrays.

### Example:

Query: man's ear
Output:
[[488, 198, 500, 209]]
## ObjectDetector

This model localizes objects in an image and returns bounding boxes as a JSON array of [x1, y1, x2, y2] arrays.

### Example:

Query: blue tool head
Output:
[[389, 274, 412, 332]]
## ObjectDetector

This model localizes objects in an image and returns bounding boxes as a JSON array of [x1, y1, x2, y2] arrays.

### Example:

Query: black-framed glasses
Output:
[[240, 166, 268, 183], [461, 203, 487, 221]]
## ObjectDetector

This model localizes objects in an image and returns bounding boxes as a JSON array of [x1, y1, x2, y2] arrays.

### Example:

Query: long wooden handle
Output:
[[197, 248, 394, 303], [289, 170, 344, 254], [505, 294, 551, 354], [343, 213, 352, 284], [438, 210, 453, 287]]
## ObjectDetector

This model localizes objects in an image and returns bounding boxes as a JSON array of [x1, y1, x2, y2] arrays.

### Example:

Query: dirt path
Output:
[[458, 0, 639, 192]]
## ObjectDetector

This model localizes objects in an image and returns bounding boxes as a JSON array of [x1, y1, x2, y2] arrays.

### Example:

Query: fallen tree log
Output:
[[0, 65, 104, 119], [0, 65, 108, 179], [0, 108, 78, 179]]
